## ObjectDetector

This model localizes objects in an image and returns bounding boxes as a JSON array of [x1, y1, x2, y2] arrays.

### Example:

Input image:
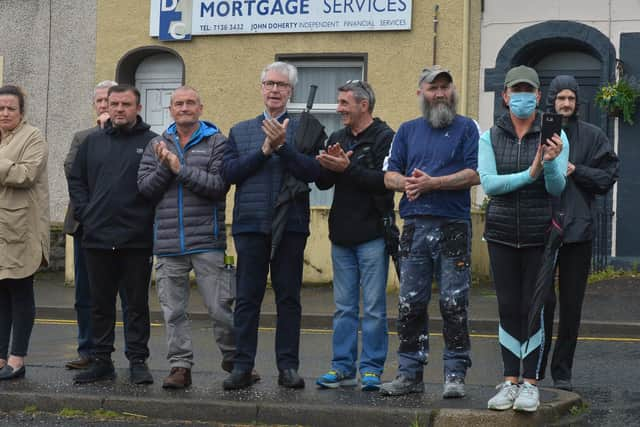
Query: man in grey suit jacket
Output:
[[63, 80, 129, 369]]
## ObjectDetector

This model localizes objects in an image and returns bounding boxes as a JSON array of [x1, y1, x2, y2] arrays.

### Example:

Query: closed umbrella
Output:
[[524, 206, 564, 353], [270, 85, 327, 259]]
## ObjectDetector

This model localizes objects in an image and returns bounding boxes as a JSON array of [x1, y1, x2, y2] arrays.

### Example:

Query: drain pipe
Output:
[[460, 0, 470, 116], [432, 4, 439, 65]]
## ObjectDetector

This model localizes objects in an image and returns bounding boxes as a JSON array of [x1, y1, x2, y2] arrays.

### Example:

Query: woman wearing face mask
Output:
[[477, 66, 569, 412], [0, 85, 49, 380]]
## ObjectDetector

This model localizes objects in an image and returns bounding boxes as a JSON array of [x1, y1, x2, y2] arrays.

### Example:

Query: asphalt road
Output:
[[0, 317, 638, 426]]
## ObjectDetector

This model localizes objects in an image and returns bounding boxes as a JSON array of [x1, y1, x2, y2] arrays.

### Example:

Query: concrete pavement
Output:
[[1, 271, 636, 426], [33, 271, 640, 337]]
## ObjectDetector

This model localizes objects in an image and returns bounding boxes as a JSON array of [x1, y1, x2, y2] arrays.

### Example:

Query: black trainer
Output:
[[73, 359, 115, 384], [554, 379, 573, 391], [130, 360, 153, 385], [223, 370, 254, 390]]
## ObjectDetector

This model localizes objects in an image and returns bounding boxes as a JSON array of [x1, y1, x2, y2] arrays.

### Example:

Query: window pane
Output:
[[290, 111, 340, 207], [285, 59, 365, 208], [292, 67, 362, 104]]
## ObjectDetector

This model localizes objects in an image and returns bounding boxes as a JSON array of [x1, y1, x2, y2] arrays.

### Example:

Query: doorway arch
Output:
[[115, 46, 185, 134], [484, 20, 615, 132]]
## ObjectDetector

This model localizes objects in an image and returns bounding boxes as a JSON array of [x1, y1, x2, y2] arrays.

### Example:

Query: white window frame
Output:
[[286, 59, 365, 117], [281, 57, 365, 207]]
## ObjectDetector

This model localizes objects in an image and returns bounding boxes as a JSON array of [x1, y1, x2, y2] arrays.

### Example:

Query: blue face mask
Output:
[[508, 92, 537, 118]]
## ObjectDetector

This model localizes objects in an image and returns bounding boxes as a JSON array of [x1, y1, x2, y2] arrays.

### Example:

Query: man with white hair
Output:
[[222, 62, 324, 390], [380, 66, 479, 398], [63, 80, 129, 370]]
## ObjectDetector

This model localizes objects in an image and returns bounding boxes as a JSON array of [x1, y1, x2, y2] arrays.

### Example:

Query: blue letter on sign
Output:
[[159, 0, 193, 41]]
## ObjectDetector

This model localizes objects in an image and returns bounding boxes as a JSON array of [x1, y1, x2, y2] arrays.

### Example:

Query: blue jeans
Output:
[[396, 217, 472, 381], [331, 238, 389, 377], [74, 233, 129, 357]]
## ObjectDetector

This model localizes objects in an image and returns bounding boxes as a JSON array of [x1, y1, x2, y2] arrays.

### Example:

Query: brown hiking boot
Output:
[[162, 367, 192, 389]]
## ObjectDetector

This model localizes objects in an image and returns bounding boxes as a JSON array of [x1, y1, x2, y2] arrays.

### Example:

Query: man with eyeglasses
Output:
[[313, 80, 394, 392], [380, 66, 479, 398], [222, 61, 324, 390]]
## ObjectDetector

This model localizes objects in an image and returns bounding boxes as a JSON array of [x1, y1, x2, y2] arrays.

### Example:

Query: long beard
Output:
[[421, 95, 457, 128]]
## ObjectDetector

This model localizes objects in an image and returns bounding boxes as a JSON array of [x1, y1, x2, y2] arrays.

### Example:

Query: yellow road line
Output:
[[35, 319, 640, 343], [262, 327, 640, 343], [36, 319, 164, 327]]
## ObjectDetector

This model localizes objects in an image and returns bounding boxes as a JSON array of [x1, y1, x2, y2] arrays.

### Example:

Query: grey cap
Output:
[[419, 65, 453, 85], [504, 65, 540, 89]]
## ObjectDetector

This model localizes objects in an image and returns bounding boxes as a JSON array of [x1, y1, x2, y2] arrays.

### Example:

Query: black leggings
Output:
[[0, 276, 35, 359], [488, 243, 546, 380]]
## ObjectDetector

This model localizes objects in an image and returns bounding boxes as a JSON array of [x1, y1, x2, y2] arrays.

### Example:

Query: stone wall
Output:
[[42, 223, 66, 272]]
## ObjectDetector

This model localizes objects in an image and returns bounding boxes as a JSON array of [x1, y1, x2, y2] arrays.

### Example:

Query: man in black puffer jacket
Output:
[[541, 75, 619, 391], [314, 80, 394, 392], [68, 85, 157, 386]]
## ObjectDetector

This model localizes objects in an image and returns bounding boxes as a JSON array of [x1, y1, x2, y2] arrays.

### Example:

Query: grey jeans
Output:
[[155, 251, 235, 369]]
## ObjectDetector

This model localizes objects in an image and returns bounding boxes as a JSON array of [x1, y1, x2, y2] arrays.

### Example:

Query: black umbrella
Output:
[[524, 206, 564, 353], [270, 85, 327, 260]]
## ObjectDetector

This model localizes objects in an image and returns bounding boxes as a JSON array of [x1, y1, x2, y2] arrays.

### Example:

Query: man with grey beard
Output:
[[380, 66, 479, 398]]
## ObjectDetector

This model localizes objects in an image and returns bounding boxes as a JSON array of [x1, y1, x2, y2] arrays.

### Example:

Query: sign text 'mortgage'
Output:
[[151, 0, 412, 40]]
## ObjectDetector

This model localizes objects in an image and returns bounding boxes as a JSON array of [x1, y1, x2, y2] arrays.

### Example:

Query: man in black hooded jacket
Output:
[[542, 75, 619, 391], [314, 80, 394, 392], [68, 85, 158, 385]]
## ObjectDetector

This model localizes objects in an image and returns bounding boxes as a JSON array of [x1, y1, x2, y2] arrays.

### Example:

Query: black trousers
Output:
[[233, 232, 307, 372], [84, 248, 152, 362], [488, 242, 546, 380], [0, 276, 35, 359], [541, 241, 592, 382]]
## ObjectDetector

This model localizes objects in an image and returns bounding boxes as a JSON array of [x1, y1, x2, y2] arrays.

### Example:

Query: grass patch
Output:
[[23, 405, 38, 415], [569, 401, 590, 417], [90, 408, 122, 419], [588, 266, 639, 284], [58, 408, 86, 417], [409, 413, 426, 427]]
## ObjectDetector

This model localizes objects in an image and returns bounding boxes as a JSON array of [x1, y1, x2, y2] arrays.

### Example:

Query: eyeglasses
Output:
[[262, 80, 291, 90], [345, 79, 367, 89], [343, 79, 374, 100]]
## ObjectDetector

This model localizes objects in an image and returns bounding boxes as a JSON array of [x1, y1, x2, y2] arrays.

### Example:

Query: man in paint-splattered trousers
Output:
[[380, 66, 479, 398]]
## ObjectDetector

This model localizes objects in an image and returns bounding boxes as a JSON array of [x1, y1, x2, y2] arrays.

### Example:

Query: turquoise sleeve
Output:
[[478, 130, 535, 196], [542, 130, 569, 196]]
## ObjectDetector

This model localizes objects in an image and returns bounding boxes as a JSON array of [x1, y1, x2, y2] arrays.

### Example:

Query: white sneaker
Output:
[[513, 382, 540, 412], [487, 381, 520, 410]]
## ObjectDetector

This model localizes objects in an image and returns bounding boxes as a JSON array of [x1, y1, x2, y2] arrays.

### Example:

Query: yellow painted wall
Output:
[[96, 1, 480, 130], [94, 0, 484, 287]]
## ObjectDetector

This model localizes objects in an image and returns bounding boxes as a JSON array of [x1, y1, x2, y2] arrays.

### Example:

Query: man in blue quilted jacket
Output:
[[222, 62, 324, 390], [138, 86, 244, 389]]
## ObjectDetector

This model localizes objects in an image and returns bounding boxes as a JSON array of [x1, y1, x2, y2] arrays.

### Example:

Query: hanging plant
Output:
[[595, 76, 640, 125]]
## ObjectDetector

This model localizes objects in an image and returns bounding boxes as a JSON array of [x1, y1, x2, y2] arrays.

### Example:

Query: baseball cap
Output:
[[419, 65, 453, 86], [504, 65, 540, 89]]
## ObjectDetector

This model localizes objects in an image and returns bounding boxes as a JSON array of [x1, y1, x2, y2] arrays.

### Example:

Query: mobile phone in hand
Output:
[[540, 112, 563, 146]]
